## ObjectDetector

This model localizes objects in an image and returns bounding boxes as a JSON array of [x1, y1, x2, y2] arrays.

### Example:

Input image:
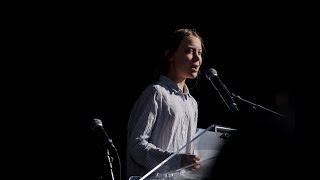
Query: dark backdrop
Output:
[[13, 4, 296, 180]]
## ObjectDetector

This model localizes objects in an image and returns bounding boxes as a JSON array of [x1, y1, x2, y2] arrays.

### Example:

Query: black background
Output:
[[7, 3, 297, 179]]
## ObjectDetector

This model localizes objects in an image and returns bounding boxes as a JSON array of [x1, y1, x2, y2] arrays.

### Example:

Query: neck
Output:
[[166, 73, 186, 92], [177, 81, 185, 92]]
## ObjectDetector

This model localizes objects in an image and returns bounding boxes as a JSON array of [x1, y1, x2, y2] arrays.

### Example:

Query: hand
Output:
[[181, 154, 201, 170]]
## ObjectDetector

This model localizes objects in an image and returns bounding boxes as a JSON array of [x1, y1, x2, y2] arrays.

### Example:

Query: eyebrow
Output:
[[186, 46, 202, 51]]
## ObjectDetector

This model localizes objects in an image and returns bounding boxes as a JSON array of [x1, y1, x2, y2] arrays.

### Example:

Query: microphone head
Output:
[[90, 118, 115, 149], [90, 118, 103, 131], [205, 68, 218, 80]]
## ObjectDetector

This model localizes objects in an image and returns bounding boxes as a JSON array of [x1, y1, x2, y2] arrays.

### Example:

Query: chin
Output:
[[188, 73, 198, 79]]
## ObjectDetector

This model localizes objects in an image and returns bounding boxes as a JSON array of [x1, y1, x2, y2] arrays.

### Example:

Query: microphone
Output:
[[205, 68, 239, 112], [90, 118, 115, 149]]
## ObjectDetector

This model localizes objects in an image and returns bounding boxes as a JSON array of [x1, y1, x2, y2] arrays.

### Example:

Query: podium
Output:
[[129, 124, 237, 180]]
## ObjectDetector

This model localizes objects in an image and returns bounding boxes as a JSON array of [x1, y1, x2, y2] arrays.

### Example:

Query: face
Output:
[[169, 35, 202, 80]]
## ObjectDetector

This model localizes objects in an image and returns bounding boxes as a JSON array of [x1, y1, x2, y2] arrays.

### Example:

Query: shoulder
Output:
[[138, 83, 163, 100], [143, 82, 167, 94], [139, 82, 173, 102]]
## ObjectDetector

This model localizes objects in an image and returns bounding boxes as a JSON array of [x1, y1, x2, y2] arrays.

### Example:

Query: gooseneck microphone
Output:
[[205, 68, 239, 112], [90, 118, 115, 149], [90, 118, 121, 180]]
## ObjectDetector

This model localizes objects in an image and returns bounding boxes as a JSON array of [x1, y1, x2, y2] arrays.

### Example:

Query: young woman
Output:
[[126, 28, 204, 179]]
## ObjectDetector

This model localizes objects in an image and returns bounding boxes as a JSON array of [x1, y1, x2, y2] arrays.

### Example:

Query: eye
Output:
[[186, 48, 193, 54]]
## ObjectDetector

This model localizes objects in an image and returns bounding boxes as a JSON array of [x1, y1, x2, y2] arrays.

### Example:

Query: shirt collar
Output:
[[159, 75, 190, 95]]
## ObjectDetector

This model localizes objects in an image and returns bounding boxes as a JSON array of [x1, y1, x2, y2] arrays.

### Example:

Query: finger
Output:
[[191, 163, 201, 170], [194, 155, 200, 161]]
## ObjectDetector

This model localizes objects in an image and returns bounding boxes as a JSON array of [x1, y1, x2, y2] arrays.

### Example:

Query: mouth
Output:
[[191, 66, 199, 71]]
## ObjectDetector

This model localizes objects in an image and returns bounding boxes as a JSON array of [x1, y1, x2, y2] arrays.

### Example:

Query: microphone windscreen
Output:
[[90, 118, 103, 131], [205, 68, 218, 80]]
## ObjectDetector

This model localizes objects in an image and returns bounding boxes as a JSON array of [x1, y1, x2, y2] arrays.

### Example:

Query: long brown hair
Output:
[[153, 28, 206, 89]]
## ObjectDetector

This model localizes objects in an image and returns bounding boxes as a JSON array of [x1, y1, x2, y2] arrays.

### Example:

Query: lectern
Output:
[[129, 124, 237, 180]]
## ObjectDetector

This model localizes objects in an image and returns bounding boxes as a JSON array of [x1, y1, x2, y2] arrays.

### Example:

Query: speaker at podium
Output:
[[129, 124, 237, 180]]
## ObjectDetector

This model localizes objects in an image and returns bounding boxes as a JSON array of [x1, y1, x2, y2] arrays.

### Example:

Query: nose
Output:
[[193, 52, 202, 62]]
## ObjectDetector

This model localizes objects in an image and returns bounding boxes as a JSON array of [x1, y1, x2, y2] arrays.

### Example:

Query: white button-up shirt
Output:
[[126, 75, 198, 178]]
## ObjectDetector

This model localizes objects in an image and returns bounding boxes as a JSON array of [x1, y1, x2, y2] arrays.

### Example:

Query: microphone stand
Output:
[[104, 149, 115, 180], [231, 93, 287, 118], [97, 144, 115, 180]]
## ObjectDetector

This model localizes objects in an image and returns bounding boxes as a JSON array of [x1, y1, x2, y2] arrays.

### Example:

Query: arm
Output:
[[127, 86, 178, 172]]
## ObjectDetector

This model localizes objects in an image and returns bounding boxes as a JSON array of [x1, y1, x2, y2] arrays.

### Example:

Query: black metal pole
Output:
[[105, 149, 115, 180], [232, 93, 287, 118]]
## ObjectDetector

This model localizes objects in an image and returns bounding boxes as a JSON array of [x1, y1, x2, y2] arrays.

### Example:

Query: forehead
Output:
[[180, 35, 202, 49]]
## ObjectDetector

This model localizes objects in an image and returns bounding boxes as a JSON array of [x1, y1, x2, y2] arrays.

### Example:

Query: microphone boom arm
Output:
[[231, 93, 287, 118]]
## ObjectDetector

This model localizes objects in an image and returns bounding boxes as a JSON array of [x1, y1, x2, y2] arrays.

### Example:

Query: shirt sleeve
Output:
[[127, 85, 181, 172]]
